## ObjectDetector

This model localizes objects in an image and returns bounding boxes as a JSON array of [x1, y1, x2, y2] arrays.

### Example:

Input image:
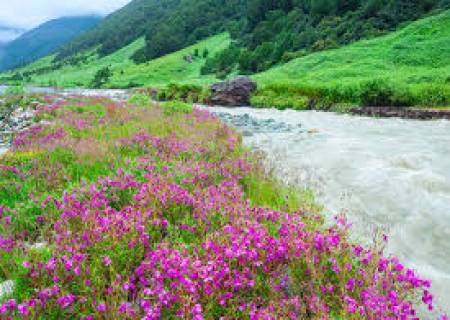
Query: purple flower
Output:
[[102, 256, 112, 267], [97, 303, 107, 312]]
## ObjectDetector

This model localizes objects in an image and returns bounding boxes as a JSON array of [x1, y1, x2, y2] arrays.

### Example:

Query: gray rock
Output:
[[210, 76, 257, 106], [0, 280, 14, 300]]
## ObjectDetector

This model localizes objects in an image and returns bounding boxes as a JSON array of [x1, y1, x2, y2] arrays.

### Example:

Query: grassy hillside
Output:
[[255, 9, 450, 88], [251, 9, 450, 108], [2, 33, 230, 88]]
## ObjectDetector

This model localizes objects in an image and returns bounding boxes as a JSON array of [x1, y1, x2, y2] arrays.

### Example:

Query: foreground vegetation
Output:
[[0, 94, 446, 318]]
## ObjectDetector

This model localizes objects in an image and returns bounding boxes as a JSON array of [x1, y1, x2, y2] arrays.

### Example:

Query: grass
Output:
[[1, 33, 230, 88]]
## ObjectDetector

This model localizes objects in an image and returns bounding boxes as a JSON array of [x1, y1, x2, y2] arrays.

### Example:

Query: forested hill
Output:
[[202, 0, 450, 76], [53, 0, 449, 70], [56, 0, 247, 62], [0, 16, 100, 71]]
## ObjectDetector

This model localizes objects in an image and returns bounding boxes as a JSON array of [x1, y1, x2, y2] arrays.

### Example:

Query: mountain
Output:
[[0, 16, 101, 71], [0, 25, 25, 44]]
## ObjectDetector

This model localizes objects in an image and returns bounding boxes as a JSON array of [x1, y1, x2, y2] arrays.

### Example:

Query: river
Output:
[[206, 106, 450, 315]]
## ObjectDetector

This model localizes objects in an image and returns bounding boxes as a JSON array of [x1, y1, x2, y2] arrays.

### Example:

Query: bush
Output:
[[360, 80, 415, 107], [128, 93, 151, 106], [159, 100, 193, 115], [311, 38, 338, 52], [90, 66, 112, 88], [157, 84, 206, 103], [281, 50, 308, 63]]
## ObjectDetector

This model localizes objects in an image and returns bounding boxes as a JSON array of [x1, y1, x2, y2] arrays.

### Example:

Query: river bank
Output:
[[350, 106, 450, 120]]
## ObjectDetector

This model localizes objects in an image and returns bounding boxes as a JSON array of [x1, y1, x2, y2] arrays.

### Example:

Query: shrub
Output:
[[90, 66, 112, 88], [157, 84, 206, 103], [128, 93, 151, 106], [311, 38, 338, 52], [159, 101, 193, 115], [360, 80, 415, 107], [281, 50, 308, 63]]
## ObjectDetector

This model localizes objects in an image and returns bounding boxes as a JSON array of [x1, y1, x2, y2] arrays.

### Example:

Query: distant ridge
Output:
[[0, 16, 101, 71], [0, 25, 25, 44]]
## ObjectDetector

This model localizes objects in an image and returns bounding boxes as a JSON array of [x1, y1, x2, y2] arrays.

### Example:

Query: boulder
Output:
[[210, 76, 257, 106]]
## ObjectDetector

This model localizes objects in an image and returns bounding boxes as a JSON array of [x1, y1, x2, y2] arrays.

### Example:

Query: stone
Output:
[[210, 76, 257, 106], [0, 280, 14, 300]]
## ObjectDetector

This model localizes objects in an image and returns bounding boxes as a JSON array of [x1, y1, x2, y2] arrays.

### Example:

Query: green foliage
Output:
[[201, 44, 241, 76], [128, 93, 152, 106], [360, 80, 415, 107], [417, 84, 450, 106], [55, 0, 182, 60], [281, 50, 308, 63], [251, 91, 309, 110], [202, 48, 209, 58], [3, 34, 229, 88], [157, 83, 206, 103], [90, 66, 112, 88], [159, 101, 193, 115], [255, 9, 450, 108], [131, 0, 247, 63]]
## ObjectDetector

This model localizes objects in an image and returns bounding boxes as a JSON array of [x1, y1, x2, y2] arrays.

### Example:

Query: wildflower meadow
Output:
[[0, 94, 446, 319]]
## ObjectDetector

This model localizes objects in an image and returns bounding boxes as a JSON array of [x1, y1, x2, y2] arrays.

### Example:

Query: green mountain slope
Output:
[[2, 33, 230, 88], [55, 0, 180, 60], [255, 9, 450, 88], [56, 0, 245, 63], [0, 16, 100, 71], [249, 9, 450, 108]]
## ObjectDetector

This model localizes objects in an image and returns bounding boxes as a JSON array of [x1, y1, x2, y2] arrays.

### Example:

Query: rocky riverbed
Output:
[[0, 101, 38, 154]]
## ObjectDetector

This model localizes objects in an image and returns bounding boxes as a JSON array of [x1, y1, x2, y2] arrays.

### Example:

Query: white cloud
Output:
[[0, 0, 132, 29]]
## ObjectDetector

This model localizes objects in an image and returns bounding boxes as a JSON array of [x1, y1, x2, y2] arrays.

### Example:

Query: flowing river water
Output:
[[204, 106, 450, 315], [1, 86, 449, 314]]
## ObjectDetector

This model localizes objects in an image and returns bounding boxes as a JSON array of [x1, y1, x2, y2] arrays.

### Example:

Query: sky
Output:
[[0, 0, 132, 29]]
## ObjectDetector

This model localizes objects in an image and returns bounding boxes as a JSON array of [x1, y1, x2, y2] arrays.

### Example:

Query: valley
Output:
[[0, 0, 449, 318]]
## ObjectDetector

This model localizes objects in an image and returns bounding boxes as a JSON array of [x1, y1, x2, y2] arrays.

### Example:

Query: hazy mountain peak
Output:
[[0, 24, 26, 44], [0, 15, 101, 71]]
